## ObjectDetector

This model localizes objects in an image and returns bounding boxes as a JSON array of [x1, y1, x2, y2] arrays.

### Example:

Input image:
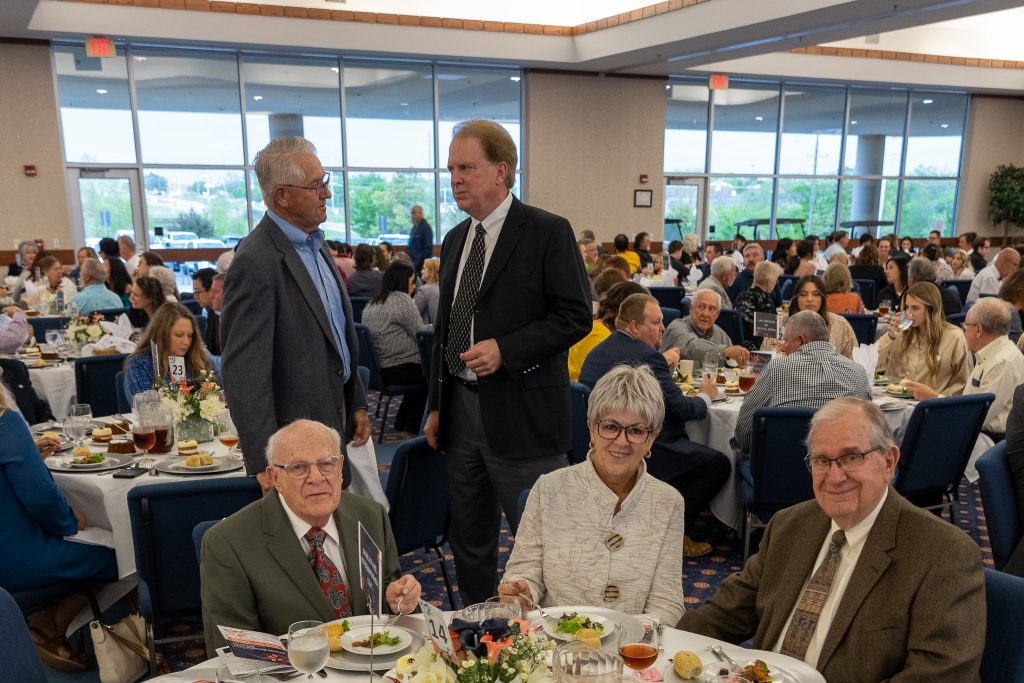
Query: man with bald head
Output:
[[905, 297, 1024, 440], [200, 420, 420, 654], [680, 397, 985, 682], [662, 289, 749, 370], [966, 247, 1020, 303]]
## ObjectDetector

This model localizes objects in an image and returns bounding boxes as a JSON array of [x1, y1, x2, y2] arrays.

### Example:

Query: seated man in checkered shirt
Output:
[[731, 311, 871, 455]]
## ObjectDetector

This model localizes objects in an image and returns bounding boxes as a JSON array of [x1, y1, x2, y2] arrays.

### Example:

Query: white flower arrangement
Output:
[[65, 314, 111, 345]]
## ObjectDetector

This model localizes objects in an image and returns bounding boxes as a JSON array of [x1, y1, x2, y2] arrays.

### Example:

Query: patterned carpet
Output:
[[146, 392, 995, 674]]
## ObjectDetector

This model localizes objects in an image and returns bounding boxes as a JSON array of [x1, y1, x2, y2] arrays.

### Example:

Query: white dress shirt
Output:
[[451, 191, 513, 381], [773, 490, 889, 669], [967, 335, 1024, 434], [279, 496, 350, 588], [966, 264, 1001, 303]]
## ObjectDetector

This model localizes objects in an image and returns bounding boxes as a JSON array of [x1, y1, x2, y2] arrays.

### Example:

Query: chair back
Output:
[[976, 441, 1019, 571], [353, 323, 384, 390], [982, 568, 1024, 683], [127, 478, 261, 621], [192, 520, 221, 562], [115, 370, 131, 414], [747, 407, 817, 523], [416, 329, 434, 381], [349, 296, 370, 323], [947, 279, 973, 307], [0, 586, 47, 683], [947, 311, 968, 326], [852, 278, 877, 309], [779, 277, 796, 303], [94, 308, 129, 322], [74, 354, 128, 417], [660, 307, 681, 326], [840, 313, 878, 346], [569, 381, 592, 464], [716, 308, 745, 345], [679, 297, 690, 316], [650, 287, 684, 309], [27, 315, 66, 341], [894, 393, 995, 500], [358, 366, 370, 395], [384, 437, 449, 555]]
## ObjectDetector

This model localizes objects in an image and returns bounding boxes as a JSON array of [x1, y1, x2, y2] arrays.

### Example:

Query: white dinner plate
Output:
[[340, 626, 413, 656], [697, 647, 824, 683], [67, 458, 107, 468], [324, 615, 426, 672], [47, 453, 135, 474], [175, 460, 222, 472], [154, 458, 243, 476], [542, 611, 616, 641], [382, 668, 400, 683], [884, 389, 913, 399]]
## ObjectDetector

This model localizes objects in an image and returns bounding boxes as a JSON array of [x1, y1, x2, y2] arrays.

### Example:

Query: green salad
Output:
[[555, 612, 604, 635], [352, 630, 400, 648]]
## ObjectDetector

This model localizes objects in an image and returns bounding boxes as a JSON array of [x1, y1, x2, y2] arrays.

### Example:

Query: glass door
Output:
[[65, 169, 145, 251], [664, 177, 705, 242]]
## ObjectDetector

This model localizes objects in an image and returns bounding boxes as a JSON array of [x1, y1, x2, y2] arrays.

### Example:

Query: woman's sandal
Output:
[[28, 626, 87, 673]]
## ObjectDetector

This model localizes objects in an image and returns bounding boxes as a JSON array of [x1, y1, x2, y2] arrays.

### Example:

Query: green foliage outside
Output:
[[79, 179, 134, 239], [348, 173, 435, 240], [173, 209, 215, 238], [988, 164, 1024, 242]]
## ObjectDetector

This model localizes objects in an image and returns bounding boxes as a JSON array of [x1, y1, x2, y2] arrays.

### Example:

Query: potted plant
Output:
[[988, 164, 1024, 244]]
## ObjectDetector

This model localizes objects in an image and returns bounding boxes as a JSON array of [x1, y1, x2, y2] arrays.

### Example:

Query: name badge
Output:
[[971, 377, 982, 388]]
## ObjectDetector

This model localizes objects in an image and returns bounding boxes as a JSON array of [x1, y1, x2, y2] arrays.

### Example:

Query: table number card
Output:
[[752, 312, 779, 340], [357, 521, 383, 618], [168, 355, 186, 383], [419, 599, 455, 657]]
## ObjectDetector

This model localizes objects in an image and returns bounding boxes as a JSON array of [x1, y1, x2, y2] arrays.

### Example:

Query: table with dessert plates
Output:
[[43, 417, 246, 578], [688, 387, 915, 532], [151, 608, 825, 682]]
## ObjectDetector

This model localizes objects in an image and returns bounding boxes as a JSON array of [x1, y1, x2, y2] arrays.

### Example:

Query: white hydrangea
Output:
[[199, 396, 225, 421], [86, 324, 103, 340]]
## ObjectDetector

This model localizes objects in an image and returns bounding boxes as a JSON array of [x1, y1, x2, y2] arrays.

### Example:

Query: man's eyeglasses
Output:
[[273, 455, 341, 479], [960, 322, 981, 331], [594, 420, 654, 444], [804, 448, 879, 474], [281, 172, 331, 194]]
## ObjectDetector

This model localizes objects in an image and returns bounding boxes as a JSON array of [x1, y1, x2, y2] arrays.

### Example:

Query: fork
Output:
[[383, 595, 404, 627], [708, 645, 738, 669]]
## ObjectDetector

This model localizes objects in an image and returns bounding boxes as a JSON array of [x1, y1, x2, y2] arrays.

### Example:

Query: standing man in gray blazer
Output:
[[222, 137, 370, 491]]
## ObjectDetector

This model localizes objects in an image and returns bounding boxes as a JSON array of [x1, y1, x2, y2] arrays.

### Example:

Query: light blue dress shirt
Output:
[[267, 210, 351, 382]]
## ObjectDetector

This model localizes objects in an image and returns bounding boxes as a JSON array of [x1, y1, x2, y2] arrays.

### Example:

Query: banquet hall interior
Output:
[[4, 0, 1024, 680]]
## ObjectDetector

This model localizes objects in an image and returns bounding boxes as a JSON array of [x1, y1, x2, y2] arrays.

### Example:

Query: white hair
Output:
[[265, 419, 342, 467], [253, 136, 318, 208], [587, 365, 665, 434], [692, 288, 722, 309], [710, 255, 735, 278]]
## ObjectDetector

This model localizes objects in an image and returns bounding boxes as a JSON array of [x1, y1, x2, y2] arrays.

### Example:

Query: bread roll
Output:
[[672, 651, 703, 679]]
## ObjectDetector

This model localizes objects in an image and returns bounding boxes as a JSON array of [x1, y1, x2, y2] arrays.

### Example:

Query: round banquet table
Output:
[[28, 362, 76, 419], [154, 612, 826, 682]]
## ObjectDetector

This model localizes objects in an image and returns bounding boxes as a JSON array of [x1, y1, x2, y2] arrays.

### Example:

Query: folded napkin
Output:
[[82, 335, 136, 356], [99, 314, 134, 339], [852, 343, 878, 379]]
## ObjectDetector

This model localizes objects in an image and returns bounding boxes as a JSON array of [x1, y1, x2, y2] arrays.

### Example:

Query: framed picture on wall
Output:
[[633, 189, 653, 208]]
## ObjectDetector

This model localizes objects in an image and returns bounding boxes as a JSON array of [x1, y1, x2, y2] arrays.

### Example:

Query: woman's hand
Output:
[[901, 379, 939, 401], [35, 435, 61, 459], [497, 579, 534, 612], [73, 509, 87, 531]]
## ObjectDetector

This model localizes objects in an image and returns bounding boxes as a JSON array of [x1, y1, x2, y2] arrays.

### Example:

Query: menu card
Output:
[[747, 351, 774, 374], [752, 312, 779, 340], [216, 626, 290, 664]]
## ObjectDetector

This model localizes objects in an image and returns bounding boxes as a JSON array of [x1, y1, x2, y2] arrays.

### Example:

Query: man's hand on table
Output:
[[698, 375, 718, 400], [386, 575, 422, 613], [724, 345, 750, 367], [662, 348, 680, 367]]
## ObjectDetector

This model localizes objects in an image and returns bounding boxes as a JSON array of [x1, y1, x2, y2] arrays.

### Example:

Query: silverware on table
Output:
[[708, 645, 738, 669]]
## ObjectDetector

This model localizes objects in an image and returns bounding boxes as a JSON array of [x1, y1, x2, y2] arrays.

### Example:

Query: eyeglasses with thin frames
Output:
[[594, 420, 654, 445], [804, 448, 879, 474], [273, 455, 341, 479], [280, 172, 331, 194]]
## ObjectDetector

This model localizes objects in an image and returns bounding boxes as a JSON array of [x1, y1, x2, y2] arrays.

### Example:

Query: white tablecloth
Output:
[[29, 363, 76, 419], [52, 436, 245, 578], [689, 393, 913, 531], [154, 614, 825, 682]]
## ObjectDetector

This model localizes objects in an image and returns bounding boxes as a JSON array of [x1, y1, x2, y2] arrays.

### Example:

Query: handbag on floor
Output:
[[90, 614, 149, 683]]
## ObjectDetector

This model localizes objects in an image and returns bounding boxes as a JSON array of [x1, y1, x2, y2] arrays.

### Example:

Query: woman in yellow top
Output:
[[877, 282, 970, 395], [568, 281, 646, 380], [613, 234, 641, 274]]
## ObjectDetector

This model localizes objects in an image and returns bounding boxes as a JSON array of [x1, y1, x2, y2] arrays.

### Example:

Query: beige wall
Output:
[[956, 95, 1024, 238], [524, 72, 666, 243], [0, 41, 71, 253]]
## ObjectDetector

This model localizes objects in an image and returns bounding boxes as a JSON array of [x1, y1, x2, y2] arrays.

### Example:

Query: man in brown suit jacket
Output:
[[679, 397, 985, 682]]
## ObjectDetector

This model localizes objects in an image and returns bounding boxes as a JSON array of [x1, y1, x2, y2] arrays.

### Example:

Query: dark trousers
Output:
[[651, 444, 731, 531], [380, 363, 427, 433], [445, 382, 567, 607]]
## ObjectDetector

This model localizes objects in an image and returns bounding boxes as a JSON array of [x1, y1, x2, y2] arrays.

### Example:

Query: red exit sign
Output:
[[708, 73, 729, 90], [85, 38, 116, 58]]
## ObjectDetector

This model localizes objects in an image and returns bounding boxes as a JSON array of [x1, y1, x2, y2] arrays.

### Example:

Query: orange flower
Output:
[[479, 634, 512, 665]]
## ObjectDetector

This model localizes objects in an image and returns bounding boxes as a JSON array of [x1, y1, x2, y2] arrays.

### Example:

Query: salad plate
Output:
[[541, 610, 616, 641]]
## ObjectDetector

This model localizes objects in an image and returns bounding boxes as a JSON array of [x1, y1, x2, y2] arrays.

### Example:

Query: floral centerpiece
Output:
[[64, 313, 109, 348], [158, 371, 226, 443], [407, 618, 552, 683]]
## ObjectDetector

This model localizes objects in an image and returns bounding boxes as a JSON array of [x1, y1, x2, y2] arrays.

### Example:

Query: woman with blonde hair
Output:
[[823, 262, 865, 314], [949, 249, 975, 279], [877, 281, 970, 394], [123, 302, 216, 399], [414, 257, 440, 323]]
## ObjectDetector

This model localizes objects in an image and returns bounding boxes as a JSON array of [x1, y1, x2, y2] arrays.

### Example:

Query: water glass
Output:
[[44, 329, 61, 350], [68, 403, 93, 446], [287, 621, 329, 681], [552, 641, 623, 683], [702, 350, 721, 378]]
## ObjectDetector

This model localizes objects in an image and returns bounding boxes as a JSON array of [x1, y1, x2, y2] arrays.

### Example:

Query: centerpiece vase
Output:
[[176, 414, 215, 443]]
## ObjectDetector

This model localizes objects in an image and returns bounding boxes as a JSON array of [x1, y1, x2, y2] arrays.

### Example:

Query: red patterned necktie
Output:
[[305, 527, 352, 618], [779, 529, 846, 661]]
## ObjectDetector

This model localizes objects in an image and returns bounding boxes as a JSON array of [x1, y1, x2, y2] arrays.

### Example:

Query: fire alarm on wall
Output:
[[24, 165, 37, 177], [639, 174, 648, 184]]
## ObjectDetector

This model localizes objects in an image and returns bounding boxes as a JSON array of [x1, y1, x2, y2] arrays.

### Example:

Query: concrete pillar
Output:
[[850, 134, 885, 221], [268, 113, 303, 139]]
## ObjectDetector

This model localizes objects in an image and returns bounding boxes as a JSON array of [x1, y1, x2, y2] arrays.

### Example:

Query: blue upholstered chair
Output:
[[976, 441, 1019, 571], [74, 353, 128, 417]]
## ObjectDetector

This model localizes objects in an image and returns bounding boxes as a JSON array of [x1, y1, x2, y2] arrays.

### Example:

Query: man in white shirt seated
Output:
[[200, 420, 421, 654], [678, 397, 985, 682], [966, 247, 1020, 303], [822, 230, 848, 262], [905, 297, 1024, 440]]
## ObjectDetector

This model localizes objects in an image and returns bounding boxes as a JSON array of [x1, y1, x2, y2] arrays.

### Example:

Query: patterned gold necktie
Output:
[[779, 529, 846, 660]]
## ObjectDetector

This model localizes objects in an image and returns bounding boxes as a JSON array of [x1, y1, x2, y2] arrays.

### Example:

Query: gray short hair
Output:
[[743, 242, 764, 257], [682, 233, 700, 253], [710, 255, 735, 278], [149, 266, 179, 298], [967, 297, 1012, 336], [587, 365, 665, 434], [784, 310, 829, 343], [254, 136, 318, 207], [265, 419, 342, 467], [80, 258, 107, 284], [907, 257, 937, 284], [692, 288, 722, 310], [753, 260, 782, 289], [807, 397, 895, 452]]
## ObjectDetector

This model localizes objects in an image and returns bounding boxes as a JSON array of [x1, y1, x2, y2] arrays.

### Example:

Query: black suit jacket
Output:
[[221, 214, 367, 475], [203, 307, 221, 356], [428, 196, 591, 458], [0, 359, 54, 425], [578, 330, 715, 478]]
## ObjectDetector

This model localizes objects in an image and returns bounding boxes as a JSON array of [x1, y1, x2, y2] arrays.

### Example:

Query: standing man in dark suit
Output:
[[424, 120, 592, 606], [222, 136, 370, 492], [407, 205, 433, 271], [680, 397, 985, 682]]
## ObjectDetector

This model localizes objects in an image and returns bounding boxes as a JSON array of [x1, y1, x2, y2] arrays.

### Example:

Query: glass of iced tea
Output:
[[618, 618, 659, 671], [878, 299, 891, 317], [739, 369, 756, 392], [132, 404, 161, 454], [218, 411, 239, 449]]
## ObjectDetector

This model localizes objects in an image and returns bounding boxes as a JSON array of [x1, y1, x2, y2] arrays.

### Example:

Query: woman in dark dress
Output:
[[877, 253, 910, 313], [734, 261, 782, 350], [848, 243, 888, 296]]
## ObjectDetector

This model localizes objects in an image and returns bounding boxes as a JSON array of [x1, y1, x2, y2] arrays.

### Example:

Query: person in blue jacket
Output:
[[0, 394, 116, 671]]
